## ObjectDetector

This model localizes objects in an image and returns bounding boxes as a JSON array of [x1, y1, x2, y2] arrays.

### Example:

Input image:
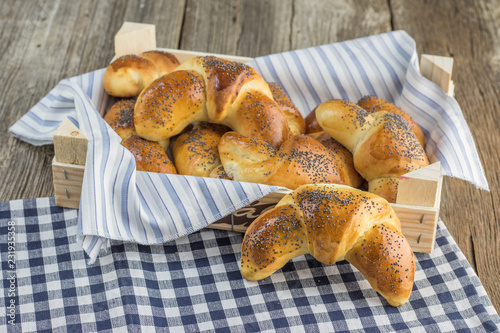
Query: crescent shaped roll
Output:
[[315, 99, 429, 202], [357, 95, 425, 147], [135, 56, 290, 147], [240, 184, 415, 307]]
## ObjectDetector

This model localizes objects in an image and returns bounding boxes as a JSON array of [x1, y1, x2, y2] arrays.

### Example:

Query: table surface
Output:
[[0, 0, 498, 314]]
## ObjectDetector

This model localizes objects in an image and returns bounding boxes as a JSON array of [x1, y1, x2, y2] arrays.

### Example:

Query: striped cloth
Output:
[[9, 30, 488, 262]]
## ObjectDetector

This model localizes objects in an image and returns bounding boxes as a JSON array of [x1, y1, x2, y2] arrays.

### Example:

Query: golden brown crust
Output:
[[357, 95, 425, 148], [268, 82, 306, 136], [172, 122, 230, 177], [208, 164, 231, 179], [308, 132, 363, 188], [122, 135, 177, 174], [103, 51, 180, 98], [315, 99, 429, 203], [353, 112, 429, 181], [103, 99, 175, 174], [368, 177, 399, 203], [103, 55, 158, 98], [135, 56, 290, 148], [134, 70, 208, 142], [103, 99, 136, 140], [304, 109, 323, 134], [314, 100, 370, 152], [219, 132, 359, 189], [139, 51, 180, 76], [240, 204, 308, 281], [345, 223, 415, 307], [224, 90, 290, 147], [177, 56, 273, 121], [240, 184, 415, 307]]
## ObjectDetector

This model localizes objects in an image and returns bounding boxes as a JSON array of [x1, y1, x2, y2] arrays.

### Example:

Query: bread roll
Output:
[[134, 70, 208, 142], [103, 51, 180, 98], [139, 51, 180, 76], [122, 135, 177, 174], [315, 99, 429, 202], [175, 56, 273, 121], [218, 132, 361, 189], [241, 183, 415, 307], [103, 99, 176, 174], [103, 99, 136, 140], [135, 56, 290, 147], [172, 122, 230, 178], [304, 109, 322, 134], [357, 95, 425, 147], [209, 164, 231, 179]]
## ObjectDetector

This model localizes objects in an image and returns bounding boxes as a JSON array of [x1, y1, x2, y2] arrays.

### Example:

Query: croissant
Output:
[[172, 122, 230, 178], [268, 82, 306, 136], [314, 99, 429, 202], [240, 184, 415, 307], [103, 50, 180, 98], [357, 95, 425, 147], [103, 99, 176, 174], [134, 56, 290, 148], [218, 132, 361, 189]]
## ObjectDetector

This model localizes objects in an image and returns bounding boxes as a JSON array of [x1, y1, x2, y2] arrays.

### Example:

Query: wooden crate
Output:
[[52, 22, 454, 254]]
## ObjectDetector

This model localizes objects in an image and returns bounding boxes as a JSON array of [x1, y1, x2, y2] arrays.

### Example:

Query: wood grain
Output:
[[391, 0, 500, 313], [52, 159, 85, 209], [0, 0, 498, 313], [290, 0, 391, 49]]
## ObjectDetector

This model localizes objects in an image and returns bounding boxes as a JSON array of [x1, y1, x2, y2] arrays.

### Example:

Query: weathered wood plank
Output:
[[180, 0, 242, 54], [0, 0, 185, 201], [236, 0, 294, 56], [122, 0, 186, 49], [391, 0, 500, 313], [290, 0, 391, 48]]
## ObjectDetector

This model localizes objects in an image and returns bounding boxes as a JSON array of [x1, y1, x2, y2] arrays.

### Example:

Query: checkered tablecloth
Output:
[[0, 197, 499, 332]]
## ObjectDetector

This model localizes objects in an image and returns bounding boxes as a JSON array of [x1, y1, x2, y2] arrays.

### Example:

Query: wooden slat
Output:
[[53, 118, 88, 165], [420, 54, 454, 96], [391, 204, 438, 253], [114, 22, 156, 57], [289, 0, 392, 50], [397, 162, 442, 208], [180, 0, 243, 55], [52, 158, 85, 209]]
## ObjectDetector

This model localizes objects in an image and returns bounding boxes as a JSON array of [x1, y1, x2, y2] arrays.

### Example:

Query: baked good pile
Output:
[[103, 50, 430, 306]]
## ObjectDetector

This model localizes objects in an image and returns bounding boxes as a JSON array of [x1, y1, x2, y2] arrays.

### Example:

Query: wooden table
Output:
[[1, 0, 499, 314]]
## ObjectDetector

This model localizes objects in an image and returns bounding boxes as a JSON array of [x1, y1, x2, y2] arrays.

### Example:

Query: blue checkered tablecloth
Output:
[[0, 197, 499, 332]]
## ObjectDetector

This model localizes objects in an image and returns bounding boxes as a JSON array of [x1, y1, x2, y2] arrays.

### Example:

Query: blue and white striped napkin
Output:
[[9, 30, 488, 263]]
